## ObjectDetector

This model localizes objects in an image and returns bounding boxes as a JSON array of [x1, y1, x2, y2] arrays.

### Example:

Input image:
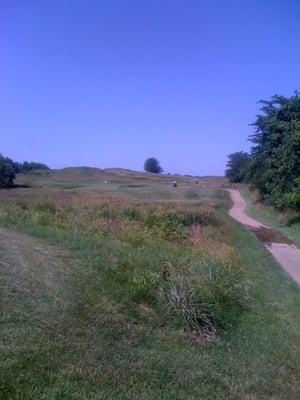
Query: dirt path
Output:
[[226, 189, 300, 285]]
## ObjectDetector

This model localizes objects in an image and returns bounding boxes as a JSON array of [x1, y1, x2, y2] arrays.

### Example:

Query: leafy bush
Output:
[[285, 177, 300, 211]]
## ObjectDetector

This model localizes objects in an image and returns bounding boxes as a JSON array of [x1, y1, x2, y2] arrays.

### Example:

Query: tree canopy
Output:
[[226, 92, 300, 210], [0, 154, 50, 188], [21, 161, 49, 173], [144, 157, 163, 174], [0, 154, 15, 188], [225, 152, 250, 183]]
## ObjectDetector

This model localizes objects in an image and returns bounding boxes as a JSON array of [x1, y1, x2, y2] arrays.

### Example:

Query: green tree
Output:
[[285, 177, 300, 211], [22, 161, 49, 172], [0, 154, 16, 188], [144, 157, 163, 174], [246, 92, 300, 208], [225, 152, 250, 183]]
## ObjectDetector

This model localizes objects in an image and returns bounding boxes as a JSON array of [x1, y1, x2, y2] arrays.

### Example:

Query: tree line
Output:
[[225, 92, 300, 211], [0, 154, 49, 188], [1, 153, 164, 188]]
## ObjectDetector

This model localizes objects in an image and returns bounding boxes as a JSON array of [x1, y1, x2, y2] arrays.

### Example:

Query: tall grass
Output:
[[0, 193, 247, 338], [1, 184, 299, 399]]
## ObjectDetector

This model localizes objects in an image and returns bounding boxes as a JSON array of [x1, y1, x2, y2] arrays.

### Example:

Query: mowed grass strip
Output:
[[0, 179, 299, 399]]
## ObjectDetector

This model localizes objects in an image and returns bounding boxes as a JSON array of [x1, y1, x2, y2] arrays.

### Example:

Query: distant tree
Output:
[[13, 162, 23, 173], [0, 154, 50, 188], [225, 152, 250, 183], [0, 154, 16, 188], [144, 157, 163, 174], [22, 161, 49, 172]]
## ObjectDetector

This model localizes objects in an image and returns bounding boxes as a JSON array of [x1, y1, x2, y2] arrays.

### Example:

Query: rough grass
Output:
[[240, 186, 300, 247], [14, 167, 227, 201], [0, 172, 299, 399], [0, 192, 245, 336]]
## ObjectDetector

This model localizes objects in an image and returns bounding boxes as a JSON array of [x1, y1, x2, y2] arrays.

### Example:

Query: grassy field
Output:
[[14, 167, 226, 201], [0, 169, 299, 399]]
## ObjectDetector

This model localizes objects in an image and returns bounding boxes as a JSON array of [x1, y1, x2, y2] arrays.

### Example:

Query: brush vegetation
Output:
[[0, 190, 245, 338], [0, 170, 299, 399]]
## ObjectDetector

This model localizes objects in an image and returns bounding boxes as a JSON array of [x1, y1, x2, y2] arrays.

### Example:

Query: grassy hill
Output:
[[15, 167, 227, 200], [0, 169, 299, 399]]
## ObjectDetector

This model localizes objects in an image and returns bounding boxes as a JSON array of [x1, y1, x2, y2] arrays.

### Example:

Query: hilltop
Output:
[[14, 167, 226, 201]]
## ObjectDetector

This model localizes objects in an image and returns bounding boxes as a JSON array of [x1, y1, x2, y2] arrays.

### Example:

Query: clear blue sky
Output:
[[1, 0, 299, 175]]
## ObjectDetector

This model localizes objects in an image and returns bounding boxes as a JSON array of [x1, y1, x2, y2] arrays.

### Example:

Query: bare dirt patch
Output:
[[249, 226, 293, 245]]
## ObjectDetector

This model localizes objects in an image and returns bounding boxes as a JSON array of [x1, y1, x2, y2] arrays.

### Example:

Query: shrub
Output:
[[285, 177, 300, 211]]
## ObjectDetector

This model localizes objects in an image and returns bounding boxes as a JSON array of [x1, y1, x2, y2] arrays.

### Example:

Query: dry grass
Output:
[[0, 187, 236, 264], [0, 172, 300, 399], [0, 187, 135, 208]]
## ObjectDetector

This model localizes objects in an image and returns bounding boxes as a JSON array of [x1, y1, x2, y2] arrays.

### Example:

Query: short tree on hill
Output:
[[144, 157, 163, 174]]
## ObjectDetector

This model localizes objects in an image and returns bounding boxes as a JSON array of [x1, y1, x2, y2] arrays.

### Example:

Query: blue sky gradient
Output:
[[1, 0, 300, 175]]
